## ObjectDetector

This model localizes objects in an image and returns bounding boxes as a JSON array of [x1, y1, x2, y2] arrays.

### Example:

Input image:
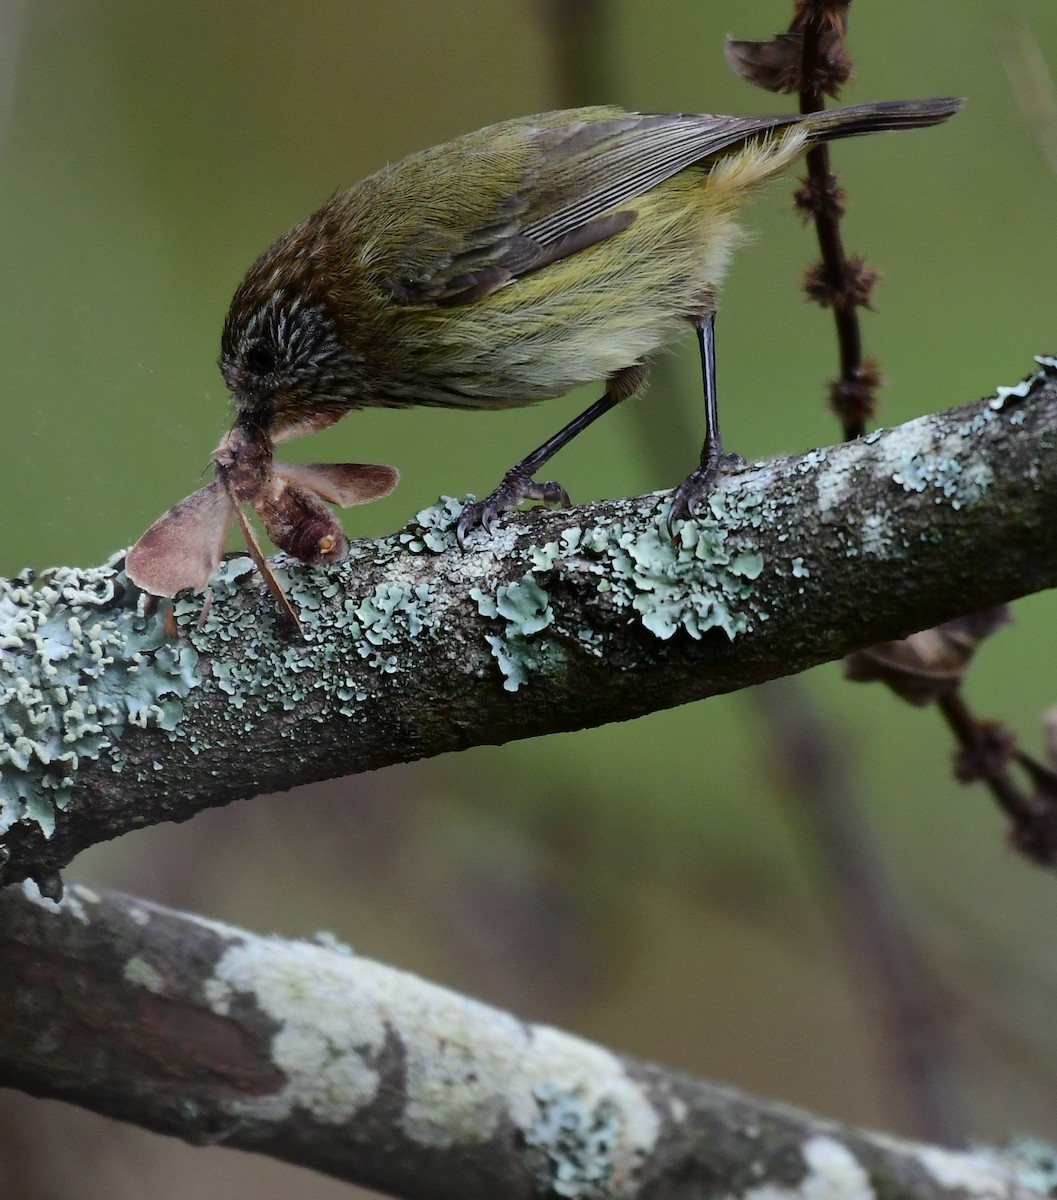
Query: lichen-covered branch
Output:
[[0, 881, 1047, 1199], [2, 360, 1056, 892]]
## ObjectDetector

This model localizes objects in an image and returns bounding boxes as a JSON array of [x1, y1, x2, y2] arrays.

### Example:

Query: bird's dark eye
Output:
[[244, 339, 276, 375]]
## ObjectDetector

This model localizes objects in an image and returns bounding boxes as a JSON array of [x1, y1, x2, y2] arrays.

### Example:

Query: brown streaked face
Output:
[[219, 266, 365, 439]]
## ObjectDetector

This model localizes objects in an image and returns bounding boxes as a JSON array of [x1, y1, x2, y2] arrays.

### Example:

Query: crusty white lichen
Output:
[[18, 878, 96, 922], [864, 1130, 1039, 1200], [807, 375, 1051, 575], [992, 354, 1057, 408], [202, 932, 659, 1186], [913, 1144, 1030, 1197], [745, 1137, 875, 1200], [0, 567, 198, 837]]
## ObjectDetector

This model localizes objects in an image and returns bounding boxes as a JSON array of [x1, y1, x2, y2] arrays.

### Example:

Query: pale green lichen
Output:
[[472, 575, 556, 692], [0, 561, 199, 836], [471, 491, 787, 689], [983, 1137, 1057, 1196], [814, 371, 1049, 552], [890, 450, 993, 508], [465, 366, 1039, 692], [349, 581, 437, 674], [583, 509, 769, 642], [796, 448, 828, 474], [173, 555, 439, 721], [858, 512, 895, 558], [867, 412, 996, 512], [19, 376, 1024, 820], [525, 1082, 622, 1199], [399, 497, 463, 554], [530, 528, 585, 572], [488, 578, 553, 634]]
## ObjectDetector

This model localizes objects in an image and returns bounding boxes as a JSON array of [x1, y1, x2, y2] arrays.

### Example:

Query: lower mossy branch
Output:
[[0, 881, 1046, 1199], [2, 361, 1056, 890]]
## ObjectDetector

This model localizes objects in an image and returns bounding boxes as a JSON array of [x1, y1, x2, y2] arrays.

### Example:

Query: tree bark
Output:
[[2, 361, 1055, 892], [0, 881, 1044, 1200]]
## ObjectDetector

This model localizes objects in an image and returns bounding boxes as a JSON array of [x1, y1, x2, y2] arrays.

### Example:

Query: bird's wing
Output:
[[390, 111, 794, 307]]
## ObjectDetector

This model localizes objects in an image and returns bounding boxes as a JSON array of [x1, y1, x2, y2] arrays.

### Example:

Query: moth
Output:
[[125, 421, 398, 635]]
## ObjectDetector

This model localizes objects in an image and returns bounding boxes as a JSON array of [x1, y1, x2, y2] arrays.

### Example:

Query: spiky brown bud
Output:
[[828, 358, 883, 427], [802, 254, 880, 310], [794, 172, 846, 221]]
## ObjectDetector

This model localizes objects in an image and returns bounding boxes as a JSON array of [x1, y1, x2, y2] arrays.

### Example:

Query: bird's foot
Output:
[[457, 470, 570, 549], [666, 452, 743, 539]]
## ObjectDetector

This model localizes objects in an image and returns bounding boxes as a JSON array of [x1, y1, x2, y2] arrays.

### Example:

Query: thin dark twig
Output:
[[939, 692, 1057, 867], [795, 1, 879, 439], [938, 693, 1028, 823], [802, 138, 867, 392]]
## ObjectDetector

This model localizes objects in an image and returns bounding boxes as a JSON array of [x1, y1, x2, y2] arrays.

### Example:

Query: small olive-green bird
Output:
[[219, 98, 961, 546]]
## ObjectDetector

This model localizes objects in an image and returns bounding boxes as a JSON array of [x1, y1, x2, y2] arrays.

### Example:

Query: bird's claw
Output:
[[666, 478, 705, 540], [457, 473, 570, 549], [666, 452, 742, 540]]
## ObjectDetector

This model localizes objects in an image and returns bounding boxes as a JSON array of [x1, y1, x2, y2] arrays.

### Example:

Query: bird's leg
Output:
[[667, 312, 738, 536], [457, 363, 645, 549]]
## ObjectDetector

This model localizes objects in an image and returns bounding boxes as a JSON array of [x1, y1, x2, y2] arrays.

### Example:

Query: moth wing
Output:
[[273, 462, 399, 508], [126, 482, 233, 597]]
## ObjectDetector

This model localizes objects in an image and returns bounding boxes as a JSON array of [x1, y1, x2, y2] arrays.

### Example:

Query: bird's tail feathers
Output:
[[803, 97, 964, 143]]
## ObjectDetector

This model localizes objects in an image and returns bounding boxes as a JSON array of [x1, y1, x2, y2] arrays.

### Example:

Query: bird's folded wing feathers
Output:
[[389, 112, 793, 307]]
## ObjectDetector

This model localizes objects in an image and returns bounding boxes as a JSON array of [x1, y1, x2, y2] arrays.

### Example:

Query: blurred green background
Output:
[[3, 2, 1057, 1197]]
